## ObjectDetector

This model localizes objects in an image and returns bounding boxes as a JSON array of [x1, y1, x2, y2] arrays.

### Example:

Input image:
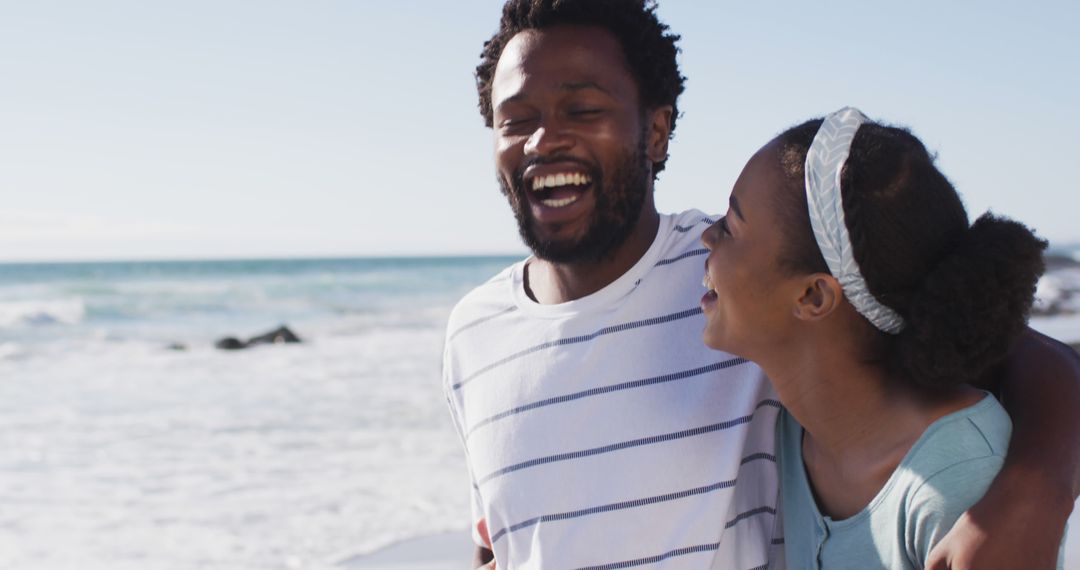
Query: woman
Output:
[[700, 108, 1053, 568]]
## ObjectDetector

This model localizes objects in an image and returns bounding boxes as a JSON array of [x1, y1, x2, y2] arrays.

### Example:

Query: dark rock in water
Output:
[[215, 337, 247, 350], [214, 326, 302, 350], [166, 343, 188, 351], [247, 325, 302, 345]]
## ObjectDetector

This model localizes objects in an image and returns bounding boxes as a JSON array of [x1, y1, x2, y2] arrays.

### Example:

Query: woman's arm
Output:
[[474, 519, 495, 569], [474, 545, 494, 569], [927, 328, 1080, 569]]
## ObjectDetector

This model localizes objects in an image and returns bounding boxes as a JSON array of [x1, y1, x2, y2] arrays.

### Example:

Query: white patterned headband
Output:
[[804, 107, 905, 334]]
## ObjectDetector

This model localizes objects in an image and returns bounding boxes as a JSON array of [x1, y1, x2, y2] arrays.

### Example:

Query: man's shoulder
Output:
[[656, 209, 718, 257], [446, 261, 520, 336], [635, 209, 718, 288], [667, 208, 718, 232]]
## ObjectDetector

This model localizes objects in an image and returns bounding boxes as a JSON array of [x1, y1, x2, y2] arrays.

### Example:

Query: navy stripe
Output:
[[476, 399, 781, 485], [451, 307, 704, 391], [673, 217, 716, 233], [740, 452, 776, 464], [772, 538, 785, 545], [465, 358, 749, 438], [655, 248, 708, 267], [489, 452, 775, 544], [574, 505, 777, 570], [725, 506, 776, 529], [576, 542, 720, 570], [447, 306, 517, 342]]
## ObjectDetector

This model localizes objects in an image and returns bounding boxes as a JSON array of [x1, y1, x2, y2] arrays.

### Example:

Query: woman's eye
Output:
[[718, 216, 731, 235]]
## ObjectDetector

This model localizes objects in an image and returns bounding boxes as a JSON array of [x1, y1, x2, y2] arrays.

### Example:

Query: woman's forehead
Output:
[[731, 141, 786, 217]]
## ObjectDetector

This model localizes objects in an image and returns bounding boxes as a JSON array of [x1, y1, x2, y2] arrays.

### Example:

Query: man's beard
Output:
[[499, 137, 651, 264]]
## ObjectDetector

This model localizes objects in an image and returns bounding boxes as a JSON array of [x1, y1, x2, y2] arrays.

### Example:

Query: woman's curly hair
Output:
[[775, 118, 1047, 389], [474, 0, 685, 175]]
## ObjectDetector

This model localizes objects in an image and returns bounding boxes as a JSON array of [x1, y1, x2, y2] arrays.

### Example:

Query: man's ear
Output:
[[646, 105, 673, 165], [793, 274, 843, 322]]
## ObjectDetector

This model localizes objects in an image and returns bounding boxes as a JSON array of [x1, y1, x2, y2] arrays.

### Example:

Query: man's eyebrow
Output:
[[494, 82, 610, 115], [493, 93, 526, 115], [729, 195, 746, 222], [561, 81, 611, 95]]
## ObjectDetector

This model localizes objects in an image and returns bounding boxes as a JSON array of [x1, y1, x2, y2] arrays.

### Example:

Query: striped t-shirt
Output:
[[443, 210, 781, 569]]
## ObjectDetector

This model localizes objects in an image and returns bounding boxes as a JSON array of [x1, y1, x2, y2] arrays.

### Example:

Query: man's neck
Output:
[[524, 208, 660, 304]]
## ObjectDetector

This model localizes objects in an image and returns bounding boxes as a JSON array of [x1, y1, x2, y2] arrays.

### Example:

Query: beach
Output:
[[0, 252, 1078, 569], [347, 512, 1080, 569], [343, 531, 472, 570], [1071, 516, 1080, 570]]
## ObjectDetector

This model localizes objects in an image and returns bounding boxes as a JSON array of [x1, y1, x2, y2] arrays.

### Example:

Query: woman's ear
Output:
[[793, 274, 843, 322]]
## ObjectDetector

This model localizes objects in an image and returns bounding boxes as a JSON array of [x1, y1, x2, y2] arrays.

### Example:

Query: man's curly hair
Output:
[[475, 0, 685, 175]]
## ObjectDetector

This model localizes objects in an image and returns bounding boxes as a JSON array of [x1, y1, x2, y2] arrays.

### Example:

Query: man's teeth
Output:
[[532, 172, 592, 191], [540, 194, 581, 208]]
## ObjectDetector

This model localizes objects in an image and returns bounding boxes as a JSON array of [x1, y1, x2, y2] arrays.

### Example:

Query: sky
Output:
[[1, 0, 1077, 262]]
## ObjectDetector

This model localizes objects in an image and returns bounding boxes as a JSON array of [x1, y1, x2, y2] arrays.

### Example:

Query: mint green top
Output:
[[777, 394, 1062, 570]]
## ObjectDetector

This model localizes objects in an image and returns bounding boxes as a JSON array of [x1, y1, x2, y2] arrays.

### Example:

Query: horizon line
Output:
[[2, 240, 1078, 266], [0, 251, 530, 266]]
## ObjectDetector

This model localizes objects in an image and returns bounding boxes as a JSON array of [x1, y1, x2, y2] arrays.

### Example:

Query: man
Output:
[[443, 1, 1080, 568]]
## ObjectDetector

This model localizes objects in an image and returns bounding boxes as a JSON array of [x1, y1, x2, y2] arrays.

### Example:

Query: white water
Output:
[[0, 258, 500, 570], [0, 323, 471, 570]]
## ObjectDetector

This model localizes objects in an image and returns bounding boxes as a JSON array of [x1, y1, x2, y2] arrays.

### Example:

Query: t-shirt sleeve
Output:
[[445, 399, 486, 549], [442, 341, 487, 549], [905, 455, 1004, 566]]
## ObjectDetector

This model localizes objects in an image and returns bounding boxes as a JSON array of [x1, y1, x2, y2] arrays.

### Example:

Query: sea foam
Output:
[[0, 297, 85, 327], [0, 257, 515, 570]]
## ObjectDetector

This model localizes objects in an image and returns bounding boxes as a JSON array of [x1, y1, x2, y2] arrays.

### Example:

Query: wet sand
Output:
[[347, 507, 1080, 569], [341, 531, 472, 570]]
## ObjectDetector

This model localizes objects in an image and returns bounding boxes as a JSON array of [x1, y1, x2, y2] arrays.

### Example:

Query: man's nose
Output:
[[523, 121, 573, 157]]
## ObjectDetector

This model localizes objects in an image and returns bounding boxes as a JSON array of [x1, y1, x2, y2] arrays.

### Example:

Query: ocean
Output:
[[1, 252, 1078, 570], [0, 256, 518, 570]]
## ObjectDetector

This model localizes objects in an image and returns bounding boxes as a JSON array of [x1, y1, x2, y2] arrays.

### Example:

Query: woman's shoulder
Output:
[[903, 394, 1011, 478], [896, 395, 1012, 563]]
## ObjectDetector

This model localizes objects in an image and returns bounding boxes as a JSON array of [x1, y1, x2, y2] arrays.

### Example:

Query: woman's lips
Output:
[[701, 272, 718, 309], [701, 288, 718, 310]]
